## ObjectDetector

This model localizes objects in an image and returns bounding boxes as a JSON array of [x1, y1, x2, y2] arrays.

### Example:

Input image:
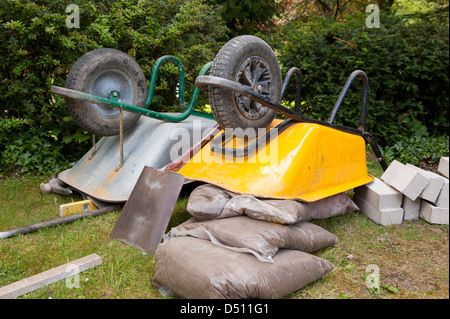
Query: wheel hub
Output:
[[234, 56, 274, 120], [89, 68, 134, 119]]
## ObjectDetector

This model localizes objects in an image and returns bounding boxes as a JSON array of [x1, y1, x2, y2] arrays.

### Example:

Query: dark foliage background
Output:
[[0, 0, 448, 175]]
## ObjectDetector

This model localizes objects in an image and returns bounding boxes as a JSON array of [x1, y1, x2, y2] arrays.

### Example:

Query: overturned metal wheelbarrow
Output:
[[178, 35, 387, 203], [109, 35, 387, 255], [51, 50, 219, 203]]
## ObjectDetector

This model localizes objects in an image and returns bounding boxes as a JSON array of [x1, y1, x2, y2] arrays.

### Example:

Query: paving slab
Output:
[[435, 179, 449, 208]]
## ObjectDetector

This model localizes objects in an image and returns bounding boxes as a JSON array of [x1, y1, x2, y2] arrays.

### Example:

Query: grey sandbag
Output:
[[307, 193, 359, 219], [170, 216, 338, 262], [222, 193, 359, 223], [221, 195, 308, 223], [186, 183, 359, 224], [152, 236, 334, 299], [186, 184, 235, 220]]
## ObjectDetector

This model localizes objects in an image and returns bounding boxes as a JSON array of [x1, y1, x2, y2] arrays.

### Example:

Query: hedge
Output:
[[0, 0, 228, 175]]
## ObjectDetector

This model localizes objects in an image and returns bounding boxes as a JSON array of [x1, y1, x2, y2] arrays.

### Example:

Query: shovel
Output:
[[110, 124, 220, 255]]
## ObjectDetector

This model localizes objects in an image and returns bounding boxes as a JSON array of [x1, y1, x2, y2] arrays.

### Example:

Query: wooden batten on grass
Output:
[[0, 254, 103, 299]]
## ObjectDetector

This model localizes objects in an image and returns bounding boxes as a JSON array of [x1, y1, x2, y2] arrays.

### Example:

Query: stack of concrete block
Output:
[[354, 158, 449, 226], [418, 157, 448, 224], [353, 177, 404, 226]]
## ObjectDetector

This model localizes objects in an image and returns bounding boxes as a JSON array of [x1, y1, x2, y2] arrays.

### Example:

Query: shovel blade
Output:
[[110, 166, 184, 255]]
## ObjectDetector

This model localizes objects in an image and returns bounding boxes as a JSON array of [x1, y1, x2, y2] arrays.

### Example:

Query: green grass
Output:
[[0, 158, 448, 299], [0, 175, 186, 298], [298, 212, 449, 299]]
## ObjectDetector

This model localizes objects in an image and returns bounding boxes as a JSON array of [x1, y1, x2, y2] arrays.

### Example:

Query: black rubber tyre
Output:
[[65, 48, 147, 136], [209, 35, 281, 130]]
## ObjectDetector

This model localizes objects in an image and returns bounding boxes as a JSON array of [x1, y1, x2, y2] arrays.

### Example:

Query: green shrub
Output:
[[382, 133, 449, 167], [0, 0, 228, 175], [208, 0, 282, 34], [264, 11, 449, 161]]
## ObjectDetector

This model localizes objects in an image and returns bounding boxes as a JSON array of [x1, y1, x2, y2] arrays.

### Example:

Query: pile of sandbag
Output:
[[152, 184, 359, 299]]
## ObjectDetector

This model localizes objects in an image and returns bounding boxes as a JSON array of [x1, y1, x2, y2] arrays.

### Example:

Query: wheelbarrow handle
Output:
[[281, 67, 302, 113], [145, 56, 212, 113], [163, 123, 222, 171], [327, 70, 369, 132], [51, 58, 213, 123], [196, 75, 360, 135], [51, 85, 192, 122]]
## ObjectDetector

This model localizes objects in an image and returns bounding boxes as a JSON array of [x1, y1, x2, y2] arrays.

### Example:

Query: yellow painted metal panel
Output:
[[178, 121, 374, 202]]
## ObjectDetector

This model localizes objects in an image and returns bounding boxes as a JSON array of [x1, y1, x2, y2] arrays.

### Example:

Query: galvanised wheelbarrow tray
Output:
[[51, 51, 219, 203]]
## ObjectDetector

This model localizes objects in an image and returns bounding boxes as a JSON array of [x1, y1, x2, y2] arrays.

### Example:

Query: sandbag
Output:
[[186, 184, 235, 221], [186, 184, 359, 224], [221, 195, 307, 223], [169, 216, 338, 262], [308, 193, 359, 219], [152, 236, 335, 299]]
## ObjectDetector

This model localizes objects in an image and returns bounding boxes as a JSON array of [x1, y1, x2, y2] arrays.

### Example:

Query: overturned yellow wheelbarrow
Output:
[[111, 35, 387, 254], [179, 35, 386, 202]]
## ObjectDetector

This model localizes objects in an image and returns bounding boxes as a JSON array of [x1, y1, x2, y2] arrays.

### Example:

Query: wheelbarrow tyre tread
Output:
[[209, 35, 281, 130], [65, 48, 147, 136]]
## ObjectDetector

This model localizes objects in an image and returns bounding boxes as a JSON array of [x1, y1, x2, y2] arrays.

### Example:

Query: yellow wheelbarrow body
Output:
[[178, 120, 374, 202]]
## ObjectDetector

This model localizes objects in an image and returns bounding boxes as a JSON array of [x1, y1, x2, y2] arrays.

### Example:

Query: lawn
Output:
[[0, 158, 448, 299]]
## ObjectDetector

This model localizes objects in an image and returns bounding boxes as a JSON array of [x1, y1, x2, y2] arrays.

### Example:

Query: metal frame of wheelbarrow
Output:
[[195, 68, 388, 171], [51, 55, 215, 170]]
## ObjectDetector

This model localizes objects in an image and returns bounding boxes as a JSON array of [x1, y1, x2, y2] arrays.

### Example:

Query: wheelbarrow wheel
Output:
[[209, 35, 282, 130], [65, 48, 147, 136]]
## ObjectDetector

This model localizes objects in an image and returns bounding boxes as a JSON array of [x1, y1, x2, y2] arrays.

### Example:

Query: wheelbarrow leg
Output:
[[87, 113, 124, 170], [88, 135, 97, 160], [116, 110, 124, 172]]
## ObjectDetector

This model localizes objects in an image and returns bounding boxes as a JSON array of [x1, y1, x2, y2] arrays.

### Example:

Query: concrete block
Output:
[[438, 156, 449, 178], [406, 164, 445, 203], [402, 195, 420, 220], [420, 200, 449, 225], [435, 179, 449, 208], [381, 160, 429, 201], [354, 177, 402, 210], [353, 195, 403, 226]]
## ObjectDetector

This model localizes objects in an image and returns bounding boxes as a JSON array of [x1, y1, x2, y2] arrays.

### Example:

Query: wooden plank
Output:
[[0, 254, 102, 299]]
